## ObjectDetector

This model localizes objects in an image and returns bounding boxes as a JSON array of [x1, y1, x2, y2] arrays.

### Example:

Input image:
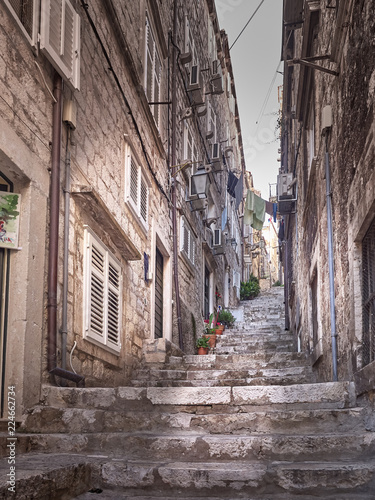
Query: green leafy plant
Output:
[[217, 309, 236, 328], [196, 336, 210, 349], [272, 280, 283, 287], [240, 274, 260, 300]]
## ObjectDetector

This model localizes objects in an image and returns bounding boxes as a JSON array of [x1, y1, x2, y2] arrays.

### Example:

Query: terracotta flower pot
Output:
[[197, 347, 209, 355], [215, 325, 225, 335], [203, 334, 216, 348]]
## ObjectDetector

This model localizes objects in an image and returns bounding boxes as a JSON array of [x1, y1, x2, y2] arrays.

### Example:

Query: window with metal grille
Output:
[[180, 217, 195, 265], [5, 0, 34, 38], [145, 15, 161, 127], [362, 219, 375, 366], [83, 227, 122, 353], [125, 143, 149, 228]]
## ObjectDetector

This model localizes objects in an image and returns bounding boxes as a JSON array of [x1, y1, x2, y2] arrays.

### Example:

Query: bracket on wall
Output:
[[287, 55, 339, 76]]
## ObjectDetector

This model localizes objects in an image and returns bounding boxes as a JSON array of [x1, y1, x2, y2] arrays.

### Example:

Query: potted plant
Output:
[[218, 309, 236, 328], [196, 336, 210, 355]]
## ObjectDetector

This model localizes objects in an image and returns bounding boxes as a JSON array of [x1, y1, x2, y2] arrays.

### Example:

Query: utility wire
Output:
[[229, 0, 266, 51], [253, 60, 282, 136]]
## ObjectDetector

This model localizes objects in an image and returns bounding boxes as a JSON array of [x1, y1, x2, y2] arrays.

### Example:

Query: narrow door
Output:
[[204, 266, 210, 320], [0, 175, 11, 417], [154, 248, 164, 339]]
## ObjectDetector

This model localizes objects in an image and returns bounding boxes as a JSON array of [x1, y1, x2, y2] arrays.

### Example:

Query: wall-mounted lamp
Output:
[[189, 168, 210, 200]]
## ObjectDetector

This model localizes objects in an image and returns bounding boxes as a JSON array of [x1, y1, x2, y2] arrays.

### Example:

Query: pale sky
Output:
[[217, 0, 284, 199]]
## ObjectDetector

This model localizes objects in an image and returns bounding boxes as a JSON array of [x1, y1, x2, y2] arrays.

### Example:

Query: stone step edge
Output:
[[40, 382, 357, 409], [2, 454, 374, 497]]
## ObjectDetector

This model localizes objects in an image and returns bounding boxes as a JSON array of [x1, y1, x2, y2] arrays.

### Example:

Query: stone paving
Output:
[[1, 287, 375, 498]]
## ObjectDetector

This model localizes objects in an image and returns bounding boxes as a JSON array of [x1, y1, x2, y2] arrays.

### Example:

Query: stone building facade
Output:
[[0, 0, 245, 416], [281, 0, 375, 389]]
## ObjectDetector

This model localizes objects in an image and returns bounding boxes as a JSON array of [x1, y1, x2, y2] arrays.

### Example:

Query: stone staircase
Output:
[[2, 287, 375, 499]]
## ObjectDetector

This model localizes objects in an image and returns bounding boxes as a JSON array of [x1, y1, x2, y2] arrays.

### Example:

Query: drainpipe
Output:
[[324, 131, 338, 381], [171, 0, 183, 350], [61, 128, 71, 372], [47, 73, 84, 386]]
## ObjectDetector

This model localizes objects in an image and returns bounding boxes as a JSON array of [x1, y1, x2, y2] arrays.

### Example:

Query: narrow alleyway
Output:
[[2, 288, 375, 498]]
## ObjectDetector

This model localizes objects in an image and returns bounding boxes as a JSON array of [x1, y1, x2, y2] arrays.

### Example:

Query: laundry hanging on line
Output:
[[243, 190, 266, 230]]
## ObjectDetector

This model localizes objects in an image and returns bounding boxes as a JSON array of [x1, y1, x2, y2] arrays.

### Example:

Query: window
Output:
[[307, 107, 315, 169], [180, 217, 195, 265], [145, 15, 161, 126], [40, 0, 81, 89], [184, 122, 198, 166], [207, 99, 216, 142], [83, 227, 122, 353], [125, 143, 149, 228], [362, 219, 375, 366], [4, 0, 38, 44], [184, 15, 197, 67]]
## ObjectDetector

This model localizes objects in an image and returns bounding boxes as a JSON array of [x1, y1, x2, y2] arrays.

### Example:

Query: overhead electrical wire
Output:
[[229, 0, 266, 51], [253, 60, 282, 136]]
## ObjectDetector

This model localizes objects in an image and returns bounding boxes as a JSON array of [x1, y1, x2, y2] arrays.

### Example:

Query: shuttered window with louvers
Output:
[[125, 143, 149, 228], [40, 0, 80, 90], [180, 217, 195, 265], [84, 227, 122, 353]]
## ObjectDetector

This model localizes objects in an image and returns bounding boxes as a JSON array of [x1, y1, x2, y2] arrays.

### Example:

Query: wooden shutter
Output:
[[40, 0, 80, 90], [107, 259, 120, 347], [140, 176, 148, 224], [84, 228, 121, 353], [129, 155, 139, 206], [89, 242, 105, 340]]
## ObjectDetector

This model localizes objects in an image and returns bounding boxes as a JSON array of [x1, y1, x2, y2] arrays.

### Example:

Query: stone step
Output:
[[75, 492, 375, 500], [1, 453, 374, 499], [20, 406, 372, 436], [183, 352, 311, 369], [83, 458, 375, 498], [39, 382, 356, 412], [131, 366, 314, 385], [17, 431, 375, 463]]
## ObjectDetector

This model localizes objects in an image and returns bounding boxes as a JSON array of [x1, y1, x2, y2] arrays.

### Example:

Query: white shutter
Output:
[[40, 0, 80, 90], [129, 155, 139, 206], [84, 228, 122, 353], [140, 176, 148, 224], [88, 242, 105, 341], [107, 258, 121, 347], [190, 237, 195, 265]]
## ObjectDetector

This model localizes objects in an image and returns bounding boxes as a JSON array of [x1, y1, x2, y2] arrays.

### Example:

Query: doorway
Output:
[[154, 247, 164, 339], [0, 173, 12, 417]]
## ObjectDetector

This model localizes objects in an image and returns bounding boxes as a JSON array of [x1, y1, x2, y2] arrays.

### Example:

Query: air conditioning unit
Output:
[[180, 51, 192, 65], [210, 60, 224, 94], [188, 65, 205, 106], [197, 105, 207, 117], [189, 198, 208, 212], [277, 173, 294, 200], [206, 127, 214, 140]]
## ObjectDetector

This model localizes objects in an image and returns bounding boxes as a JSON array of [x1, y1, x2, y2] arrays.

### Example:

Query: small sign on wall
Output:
[[0, 193, 21, 249]]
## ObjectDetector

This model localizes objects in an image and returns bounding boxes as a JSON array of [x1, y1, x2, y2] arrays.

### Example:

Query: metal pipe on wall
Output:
[[47, 73, 63, 373], [47, 73, 84, 386], [171, 0, 183, 351], [325, 134, 338, 381], [61, 128, 71, 372]]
